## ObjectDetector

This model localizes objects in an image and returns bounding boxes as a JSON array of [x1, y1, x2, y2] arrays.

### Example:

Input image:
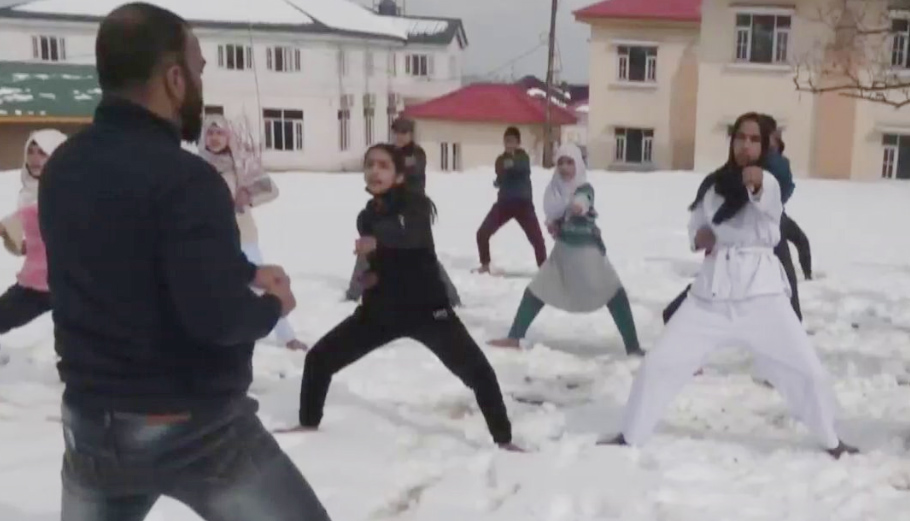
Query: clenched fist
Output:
[[354, 236, 377, 256], [694, 226, 716, 253], [742, 166, 764, 194]]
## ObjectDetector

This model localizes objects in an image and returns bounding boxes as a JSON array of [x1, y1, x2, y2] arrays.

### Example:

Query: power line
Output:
[[475, 41, 546, 81]]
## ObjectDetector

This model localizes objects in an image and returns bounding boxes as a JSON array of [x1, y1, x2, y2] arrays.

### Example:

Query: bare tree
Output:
[[795, 0, 910, 108]]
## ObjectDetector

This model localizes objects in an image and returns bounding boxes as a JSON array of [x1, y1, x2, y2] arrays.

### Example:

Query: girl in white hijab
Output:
[[0, 129, 68, 365], [489, 143, 641, 356], [199, 115, 306, 352]]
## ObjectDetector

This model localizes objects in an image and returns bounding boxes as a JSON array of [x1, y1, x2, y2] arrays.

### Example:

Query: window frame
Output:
[[262, 108, 304, 152], [734, 11, 792, 65]]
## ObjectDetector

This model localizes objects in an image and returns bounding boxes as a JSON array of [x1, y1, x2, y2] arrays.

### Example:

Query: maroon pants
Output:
[[476, 199, 547, 267]]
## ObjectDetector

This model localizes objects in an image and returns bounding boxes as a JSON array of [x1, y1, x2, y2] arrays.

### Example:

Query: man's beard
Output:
[[179, 76, 204, 143]]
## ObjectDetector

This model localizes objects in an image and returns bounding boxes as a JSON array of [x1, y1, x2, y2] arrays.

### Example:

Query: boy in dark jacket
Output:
[[392, 117, 428, 193], [291, 144, 518, 450], [475, 127, 547, 273]]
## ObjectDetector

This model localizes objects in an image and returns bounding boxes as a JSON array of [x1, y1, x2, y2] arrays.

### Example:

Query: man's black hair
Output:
[[95, 2, 189, 92], [504, 126, 521, 142]]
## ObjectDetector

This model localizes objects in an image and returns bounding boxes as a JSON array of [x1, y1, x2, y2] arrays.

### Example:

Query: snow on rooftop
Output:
[[526, 87, 567, 108], [14, 0, 316, 26], [13, 0, 410, 40], [0, 92, 33, 103], [285, 0, 405, 39], [386, 17, 450, 37]]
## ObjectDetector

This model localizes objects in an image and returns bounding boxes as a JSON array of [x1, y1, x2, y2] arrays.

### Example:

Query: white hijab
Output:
[[20, 129, 67, 208], [543, 142, 587, 223]]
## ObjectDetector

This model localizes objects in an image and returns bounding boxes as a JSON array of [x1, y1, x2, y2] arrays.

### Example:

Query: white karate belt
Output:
[[708, 245, 775, 299]]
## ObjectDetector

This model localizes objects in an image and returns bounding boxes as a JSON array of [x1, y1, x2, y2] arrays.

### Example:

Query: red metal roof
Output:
[[402, 83, 578, 126], [574, 0, 701, 22]]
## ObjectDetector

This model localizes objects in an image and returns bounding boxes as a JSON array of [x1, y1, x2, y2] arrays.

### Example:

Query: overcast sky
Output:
[[358, 0, 594, 83], [0, 0, 595, 83]]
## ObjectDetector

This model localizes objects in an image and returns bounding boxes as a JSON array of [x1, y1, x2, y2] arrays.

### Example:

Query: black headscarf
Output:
[[688, 112, 771, 224]]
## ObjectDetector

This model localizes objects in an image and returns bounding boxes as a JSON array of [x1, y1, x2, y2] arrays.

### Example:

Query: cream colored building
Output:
[[577, 0, 910, 180], [575, 0, 701, 172]]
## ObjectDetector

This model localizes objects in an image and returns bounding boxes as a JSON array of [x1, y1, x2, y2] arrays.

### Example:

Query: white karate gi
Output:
[[620, 172, 840, 449]]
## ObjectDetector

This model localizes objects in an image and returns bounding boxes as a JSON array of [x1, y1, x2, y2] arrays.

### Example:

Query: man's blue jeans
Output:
[[60, 397, 331, 521]]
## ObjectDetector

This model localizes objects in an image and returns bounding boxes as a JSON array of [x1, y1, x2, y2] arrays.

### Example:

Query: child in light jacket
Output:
[[0, 129, 68, 364], [199, 115, 306, 351], [488, 143, 642, 356]]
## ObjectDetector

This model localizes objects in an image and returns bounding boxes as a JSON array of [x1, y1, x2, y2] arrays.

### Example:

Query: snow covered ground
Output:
[[0, 168, 909, 520]]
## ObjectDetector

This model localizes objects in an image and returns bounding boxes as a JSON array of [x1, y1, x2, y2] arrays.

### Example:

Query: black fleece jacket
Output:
[[356, 187, 448, 323], [39, 98, 281, 413]]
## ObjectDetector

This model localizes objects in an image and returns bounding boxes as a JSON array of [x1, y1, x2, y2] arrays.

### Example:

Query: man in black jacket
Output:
[[39, 4, 330, 520]]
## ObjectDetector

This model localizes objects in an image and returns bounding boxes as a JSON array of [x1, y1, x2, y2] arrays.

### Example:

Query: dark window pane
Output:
[[894, 19, 909, 32], [750, 15, 776, 63], [285, 110, 303, 120], [776, 15, 791, 28], [283, 121, 294, 150], [275, 49, 284, 71], [626, 129, 644, 163], [883, 133, 899, 145], [628, 47, 648, 81], [273, 122, 285, 150], [736, 14, 751, 27]]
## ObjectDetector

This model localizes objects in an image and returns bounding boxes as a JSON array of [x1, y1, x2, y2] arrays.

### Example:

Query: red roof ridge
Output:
[[403, 83, 578, 126], [574, 0, 702, 23]]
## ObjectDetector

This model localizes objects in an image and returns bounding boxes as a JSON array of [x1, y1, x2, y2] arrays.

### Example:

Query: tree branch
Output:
[[793, 0, 910, 108]]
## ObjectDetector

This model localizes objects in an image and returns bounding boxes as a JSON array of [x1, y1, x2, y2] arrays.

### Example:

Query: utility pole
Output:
[[543, 0, 558, 168]]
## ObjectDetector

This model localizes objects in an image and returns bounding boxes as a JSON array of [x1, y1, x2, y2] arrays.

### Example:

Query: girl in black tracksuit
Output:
[[297, 144, 516, 449]]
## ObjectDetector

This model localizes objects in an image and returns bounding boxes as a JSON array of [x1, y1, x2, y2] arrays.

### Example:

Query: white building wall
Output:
[[0, 17, 464, 172]]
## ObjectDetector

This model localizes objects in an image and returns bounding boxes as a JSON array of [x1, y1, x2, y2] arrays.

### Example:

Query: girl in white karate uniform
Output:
[[603, 112, 857, 458]]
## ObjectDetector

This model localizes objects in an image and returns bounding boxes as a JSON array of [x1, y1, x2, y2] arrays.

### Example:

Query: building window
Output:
[[266, 46, 301, 73], [365, 51, 374, 77], [614, 128, 653, 164], [388, 52, 398, 76], [337, 49, 348, 77], [218, 44, 254, 70], [882, 134, 910, 179], [440, 142, 461, 171], [448, 55, 458, 79], [263, 109, 303, 151], [338, 94, 353, 151], [363, 94, 376, 146], [892, 19, 910, 68], [735, 13, 791, 64], [31, 36, 65, 62], [387, 93, 400, 140], [405, 54, 434, 77], [203, 105, 224, 115], [617, 45, 657, 82]]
